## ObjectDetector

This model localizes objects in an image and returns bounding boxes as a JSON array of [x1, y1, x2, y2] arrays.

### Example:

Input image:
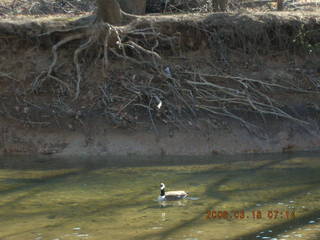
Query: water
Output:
[[0, 152, 320, 240]]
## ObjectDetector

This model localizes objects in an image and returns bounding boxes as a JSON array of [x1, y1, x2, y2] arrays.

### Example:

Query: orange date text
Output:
[[205, 210, 295, 220]]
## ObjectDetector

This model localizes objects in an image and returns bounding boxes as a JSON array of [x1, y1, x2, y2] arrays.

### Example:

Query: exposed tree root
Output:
[[47, 33, 85, 94], [74, 36, 94, 100], [1, 13, 319, 132]]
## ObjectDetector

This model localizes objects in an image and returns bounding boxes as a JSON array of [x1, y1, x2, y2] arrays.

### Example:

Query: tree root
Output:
[[47, 32, 86, 94], [23, 15, 320, 132], [74, 36, 94, 100]]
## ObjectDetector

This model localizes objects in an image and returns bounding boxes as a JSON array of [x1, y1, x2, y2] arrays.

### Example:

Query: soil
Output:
[[0, 2, 319, 156]]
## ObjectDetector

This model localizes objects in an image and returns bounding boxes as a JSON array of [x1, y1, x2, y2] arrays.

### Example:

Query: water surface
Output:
[[0, 152, 320, 240]]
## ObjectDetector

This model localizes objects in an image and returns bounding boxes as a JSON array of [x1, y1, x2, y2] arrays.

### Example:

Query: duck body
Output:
[[158, 183, 188, 201]]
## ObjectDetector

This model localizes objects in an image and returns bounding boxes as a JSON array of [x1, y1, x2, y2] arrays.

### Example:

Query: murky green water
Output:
[[0, 152, 320, 240]]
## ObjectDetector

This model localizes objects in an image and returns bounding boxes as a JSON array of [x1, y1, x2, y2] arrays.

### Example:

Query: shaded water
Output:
[[0, 152, 320, 240]]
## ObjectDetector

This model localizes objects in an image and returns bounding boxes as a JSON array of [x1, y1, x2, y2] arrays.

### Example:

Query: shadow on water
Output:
[[0, 196, 154, 239], [0, 178, 158, 239], [0, 169, 88, 209], [132, 153, 320, 240], [1, 151, 320, 170], [132, 206, 220, 240], [201, 156, 287, 200], [229, 209, 320, 240], [0, 151, 319, 239]]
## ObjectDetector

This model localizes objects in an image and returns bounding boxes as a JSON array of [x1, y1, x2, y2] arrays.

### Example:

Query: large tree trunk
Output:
[[118, 0, 146, 14], [277, 0, 284, 11], [96, 0, 122, 24]]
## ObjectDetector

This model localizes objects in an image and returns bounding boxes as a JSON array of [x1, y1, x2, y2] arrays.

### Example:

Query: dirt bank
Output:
[[1, 116, 320, 156], [0, 12, 319, 156]]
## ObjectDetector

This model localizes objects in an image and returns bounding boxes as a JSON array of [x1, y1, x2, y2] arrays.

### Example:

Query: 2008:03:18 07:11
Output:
[[206, 210, 296, 220]]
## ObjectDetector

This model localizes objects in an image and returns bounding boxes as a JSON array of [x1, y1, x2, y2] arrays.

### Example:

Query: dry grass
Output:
[[0, 0, 319, 18]]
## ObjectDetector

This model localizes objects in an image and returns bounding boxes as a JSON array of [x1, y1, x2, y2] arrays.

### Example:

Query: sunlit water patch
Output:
[[0, 153, 319, 240]]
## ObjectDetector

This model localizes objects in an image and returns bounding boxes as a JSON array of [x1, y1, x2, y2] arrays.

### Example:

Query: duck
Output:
[[158, 183, 188, 201]]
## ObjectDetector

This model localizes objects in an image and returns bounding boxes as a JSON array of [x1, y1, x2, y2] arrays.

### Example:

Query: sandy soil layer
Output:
[[0, 117, 319, 156]]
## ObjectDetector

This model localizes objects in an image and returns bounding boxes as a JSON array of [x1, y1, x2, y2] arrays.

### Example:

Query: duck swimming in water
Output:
[[158, 183, 188, 201]]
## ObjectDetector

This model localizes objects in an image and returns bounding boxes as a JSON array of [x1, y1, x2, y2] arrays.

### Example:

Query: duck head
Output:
[[160, 183, 165, 196]]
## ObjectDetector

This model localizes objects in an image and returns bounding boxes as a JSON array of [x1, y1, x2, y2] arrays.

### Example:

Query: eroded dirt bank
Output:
[[1, 117, 320, 156], [0, 12, 319, 156]]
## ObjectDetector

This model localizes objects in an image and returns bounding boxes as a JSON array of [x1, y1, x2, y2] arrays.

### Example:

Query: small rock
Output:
[[164, 67, 172, 78], [23, 107, 30, 114]]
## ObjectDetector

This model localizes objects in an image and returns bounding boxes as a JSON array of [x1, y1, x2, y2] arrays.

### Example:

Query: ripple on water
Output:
[[1, 153, 320, 240], [281, 235, 290, 238], [151, 227, 163, 230], [76, 234, 89, 237]]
